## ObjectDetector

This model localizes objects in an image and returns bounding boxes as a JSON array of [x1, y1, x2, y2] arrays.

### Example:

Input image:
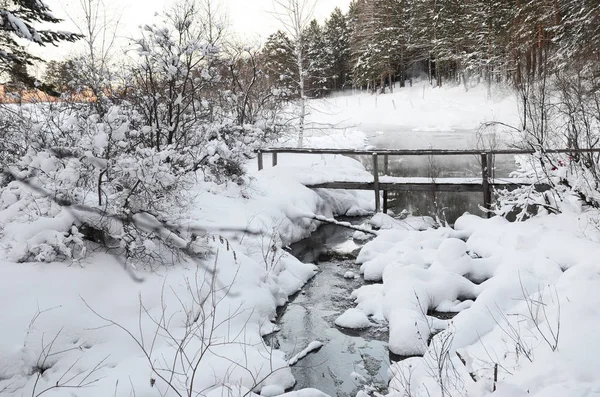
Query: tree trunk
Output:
[[296, 40, 305, 148], [537, 25, 544, 77]]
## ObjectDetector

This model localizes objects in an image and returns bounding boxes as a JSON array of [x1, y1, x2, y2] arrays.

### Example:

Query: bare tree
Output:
[[271, 0, 317, 148], [63, 0, 122, 112]]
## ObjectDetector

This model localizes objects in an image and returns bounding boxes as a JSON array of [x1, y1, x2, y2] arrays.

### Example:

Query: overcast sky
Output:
[[35, 0, 351, 62]]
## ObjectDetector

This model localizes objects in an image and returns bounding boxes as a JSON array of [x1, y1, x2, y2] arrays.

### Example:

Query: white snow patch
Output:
[[335, 308, 373, 329], [287, 341, 324, 366]]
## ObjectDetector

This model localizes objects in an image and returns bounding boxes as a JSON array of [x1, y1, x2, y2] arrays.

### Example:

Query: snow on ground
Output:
[[0, 81, 576, 397], [342, 209, 600, 397], [287, 341, 324, 366], [0, 153, 374, 397], [307, 83, 519, 141], [335, 308, 374, 329]]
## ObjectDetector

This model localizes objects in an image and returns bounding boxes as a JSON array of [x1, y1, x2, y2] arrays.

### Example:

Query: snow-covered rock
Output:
[[335, 308, 373, 329]]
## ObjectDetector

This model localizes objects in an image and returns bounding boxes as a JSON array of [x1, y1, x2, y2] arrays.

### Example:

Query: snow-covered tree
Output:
[[323, 7, 352, 90], [271, 0, 317, 147], [302, 19, 330, 97], [0, 0, 80, 90], [262, 30, 298, 100]]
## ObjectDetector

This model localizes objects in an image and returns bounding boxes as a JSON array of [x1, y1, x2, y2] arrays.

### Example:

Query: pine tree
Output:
[[262, 30, 298, 99], [323, 7, 352, 90], [302, 19, 330, 97], [265, 0, 600, 93], [44, 60, 77, 92], [553, 0, 599, 72], [350, 0, 381, 89], [1, 0, 80, 89]]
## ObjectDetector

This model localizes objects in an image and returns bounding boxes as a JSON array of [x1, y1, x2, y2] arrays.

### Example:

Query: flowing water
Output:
[[269, 220, 391, 397]]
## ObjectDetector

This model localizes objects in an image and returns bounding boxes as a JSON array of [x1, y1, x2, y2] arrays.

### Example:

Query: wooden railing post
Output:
[[272, 152, 278, 167], [257, 150, 263, 171], [383, 154, 389, 213], [481, 152, 492, 217], [373, 153, 380, 213]]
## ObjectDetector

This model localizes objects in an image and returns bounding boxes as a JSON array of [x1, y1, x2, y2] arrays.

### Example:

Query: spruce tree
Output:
[[262, 30, 298, 99], [324, 7, 352, 90], [1, 0, 80, 89], [302, 19, 329, 97]]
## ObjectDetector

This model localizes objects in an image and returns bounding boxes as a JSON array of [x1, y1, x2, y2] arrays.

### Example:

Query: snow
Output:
[[287, 341, 324, 366], [307, 84, 519, 142], [334, 308, 373, 329], [3, 81, 598, 397], [341, 209, 600, 397], [261, 385, 286, 396], [0, 152, 374, 397], [4, 11, 35, 41]]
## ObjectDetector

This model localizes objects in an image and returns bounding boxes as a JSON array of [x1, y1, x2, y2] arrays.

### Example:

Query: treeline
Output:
[[263, 0, 600, 97]]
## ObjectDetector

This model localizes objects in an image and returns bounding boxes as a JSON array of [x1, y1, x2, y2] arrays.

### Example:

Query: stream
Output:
[[269, 129, 517, 395], [269, 220, 390, 397]]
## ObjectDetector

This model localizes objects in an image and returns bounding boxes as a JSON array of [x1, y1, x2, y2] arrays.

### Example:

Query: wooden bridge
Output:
[[255, 147, 600, 215]]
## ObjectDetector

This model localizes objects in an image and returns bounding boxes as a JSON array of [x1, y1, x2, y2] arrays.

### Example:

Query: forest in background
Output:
[[263, 0, 600, 97]]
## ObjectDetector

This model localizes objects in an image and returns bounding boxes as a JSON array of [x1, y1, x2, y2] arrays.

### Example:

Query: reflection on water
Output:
[[385, 190, 482, 225], [358, 130, 517, 223]]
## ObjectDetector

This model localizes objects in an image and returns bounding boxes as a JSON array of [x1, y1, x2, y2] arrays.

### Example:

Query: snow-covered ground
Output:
[[4, 82, 596, 397], [341, 209, 600, 397], [303, 83, 520, 148], [0, 152, 374, 397]]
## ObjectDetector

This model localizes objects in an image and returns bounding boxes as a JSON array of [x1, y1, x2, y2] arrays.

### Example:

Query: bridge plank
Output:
[[307, 180, 550, 192]]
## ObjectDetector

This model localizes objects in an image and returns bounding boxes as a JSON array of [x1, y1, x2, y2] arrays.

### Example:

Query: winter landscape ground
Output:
[[2, 82, 600, 397], [2, 0, 600, 396]]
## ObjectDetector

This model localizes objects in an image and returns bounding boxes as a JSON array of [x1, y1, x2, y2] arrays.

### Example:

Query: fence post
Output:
[[257, 150, 263, 171], [373, 153, 380, 213], [481, 152, 491, 217], [383, 154, 389, 213], [272, 152, 278, 167]]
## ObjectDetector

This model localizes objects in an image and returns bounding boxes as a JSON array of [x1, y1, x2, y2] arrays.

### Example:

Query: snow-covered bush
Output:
[[0, 0, 288, 267], [0, 100, 272, 266], [495, 66, 600, 219]]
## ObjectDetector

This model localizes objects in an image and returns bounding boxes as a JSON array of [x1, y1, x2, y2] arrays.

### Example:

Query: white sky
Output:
[[34, 0, 351, 62]]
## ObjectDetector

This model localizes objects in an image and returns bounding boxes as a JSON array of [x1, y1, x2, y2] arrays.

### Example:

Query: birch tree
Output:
[[272, 0, 317, 148]]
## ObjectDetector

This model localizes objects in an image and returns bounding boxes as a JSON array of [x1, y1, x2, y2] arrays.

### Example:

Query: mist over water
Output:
[[359, 129, 517, 223]]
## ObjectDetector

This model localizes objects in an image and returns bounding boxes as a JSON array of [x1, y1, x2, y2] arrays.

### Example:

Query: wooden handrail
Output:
[[254, 147, 600, 156]]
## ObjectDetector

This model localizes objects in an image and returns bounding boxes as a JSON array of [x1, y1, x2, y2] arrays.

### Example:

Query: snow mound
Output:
[[345, 210, 600, 397], [335, 308, 373, 329], [288, 341, 324, 366]]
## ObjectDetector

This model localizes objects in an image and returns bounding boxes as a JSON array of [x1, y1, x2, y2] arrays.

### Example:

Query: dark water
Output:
[[271, 221, 390, 397], [357, 130, 517, 223]]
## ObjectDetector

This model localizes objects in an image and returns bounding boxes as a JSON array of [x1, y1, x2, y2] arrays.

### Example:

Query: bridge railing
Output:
[[253, 147, 600, 215]]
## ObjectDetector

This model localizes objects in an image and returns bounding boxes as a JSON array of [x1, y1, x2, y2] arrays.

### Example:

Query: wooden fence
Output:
[[255, 147, 600, 215]]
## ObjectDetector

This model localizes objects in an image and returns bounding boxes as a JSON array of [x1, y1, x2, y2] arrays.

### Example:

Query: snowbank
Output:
[[0, 154, 374, 397], [344, 210, 600, 397]]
